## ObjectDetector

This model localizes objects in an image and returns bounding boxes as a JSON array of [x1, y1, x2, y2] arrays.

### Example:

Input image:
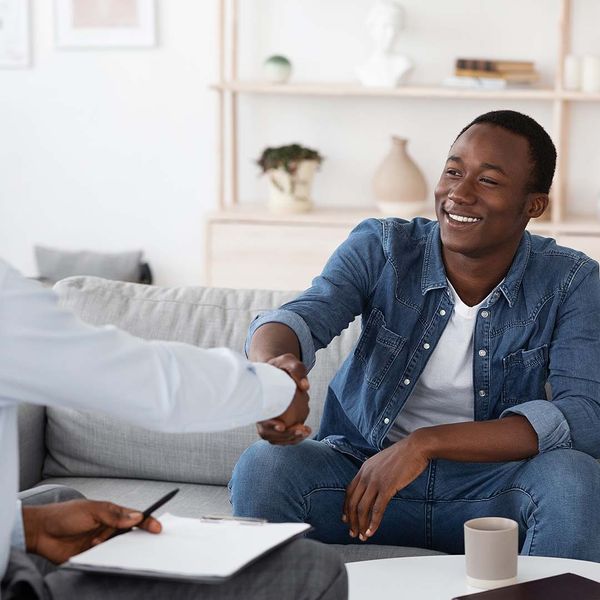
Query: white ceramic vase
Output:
[[373, 136, 428, 218], [266, 160, 318, 214]]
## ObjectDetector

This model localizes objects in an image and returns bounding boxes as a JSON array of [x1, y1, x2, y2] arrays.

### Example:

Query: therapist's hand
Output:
[[256, 353, 311, 445], [343, 435, 429, 541], [22, 499, 161, 564]]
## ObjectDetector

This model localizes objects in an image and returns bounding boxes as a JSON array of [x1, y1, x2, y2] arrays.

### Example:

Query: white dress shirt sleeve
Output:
[[10, 501, 25, 550], [0, 261, 295, 432]]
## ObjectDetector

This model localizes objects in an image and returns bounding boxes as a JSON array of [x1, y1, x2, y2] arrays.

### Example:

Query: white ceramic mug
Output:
[[464, 517, 518, 590]]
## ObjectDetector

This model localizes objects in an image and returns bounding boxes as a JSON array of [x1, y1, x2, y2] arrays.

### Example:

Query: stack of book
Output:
[[444, 59, 539, 90]]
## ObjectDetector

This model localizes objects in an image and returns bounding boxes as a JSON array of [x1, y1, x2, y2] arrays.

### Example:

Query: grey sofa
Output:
[[17, 276, 442, 563]]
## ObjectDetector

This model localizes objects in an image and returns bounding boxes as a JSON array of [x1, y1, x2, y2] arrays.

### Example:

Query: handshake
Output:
[[257, 353, 312, 445]]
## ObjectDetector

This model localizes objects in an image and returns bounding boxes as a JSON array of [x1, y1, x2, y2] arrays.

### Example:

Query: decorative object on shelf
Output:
[[263, 55, 292, 84], [55, 0, 156, 48], [257, 144, 323, 214], [0, 0, 30, 68], [581, 55, 600, 93], [563, 55, 581, 91], [356, 0, 412, 88], [373, 136, 427, 218], [445, 58, 539, 89]]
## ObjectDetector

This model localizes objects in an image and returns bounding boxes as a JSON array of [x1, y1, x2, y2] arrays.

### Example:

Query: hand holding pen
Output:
[[107, 488, 180, 540]]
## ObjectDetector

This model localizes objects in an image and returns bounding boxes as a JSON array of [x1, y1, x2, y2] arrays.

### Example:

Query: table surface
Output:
[[347, 554, 600, 599]]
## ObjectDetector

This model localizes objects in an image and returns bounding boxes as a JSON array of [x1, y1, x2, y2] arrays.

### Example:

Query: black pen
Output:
[[107, 488, 180, 540]]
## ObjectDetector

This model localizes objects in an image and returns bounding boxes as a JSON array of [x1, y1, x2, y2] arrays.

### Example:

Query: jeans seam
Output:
[[432, 485, 538, 505], [425, 460, 437, 549]]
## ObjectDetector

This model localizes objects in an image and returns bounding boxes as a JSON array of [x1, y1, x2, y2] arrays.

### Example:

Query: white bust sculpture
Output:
[[356, 0, 412, 87]]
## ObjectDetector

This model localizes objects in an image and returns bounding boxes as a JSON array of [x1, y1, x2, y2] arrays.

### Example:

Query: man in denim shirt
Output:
[[230, 110, 600, 560]]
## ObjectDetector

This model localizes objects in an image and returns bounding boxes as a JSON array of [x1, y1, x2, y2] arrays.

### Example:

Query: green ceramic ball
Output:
[[264, 55, 292, 83]]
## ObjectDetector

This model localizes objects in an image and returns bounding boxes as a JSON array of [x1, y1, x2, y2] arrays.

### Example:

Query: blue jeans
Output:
[[230, 440, 600, 561]]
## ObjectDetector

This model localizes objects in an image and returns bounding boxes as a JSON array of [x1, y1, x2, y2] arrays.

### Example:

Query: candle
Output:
[[563, 55, 581, 91], [581, 55, 600, 93]]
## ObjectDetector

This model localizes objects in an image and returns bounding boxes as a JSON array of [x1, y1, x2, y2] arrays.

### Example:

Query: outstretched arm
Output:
[[0, 261, 295, 433]]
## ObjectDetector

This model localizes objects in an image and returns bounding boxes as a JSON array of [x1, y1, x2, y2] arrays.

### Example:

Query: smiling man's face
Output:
[[434, 123, 545, 260]]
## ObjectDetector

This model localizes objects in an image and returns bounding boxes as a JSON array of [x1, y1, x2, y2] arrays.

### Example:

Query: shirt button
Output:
[[403, 378, 411, 385], [439, 309, 446, 316], [384, 417, 390, 424], [478, 349, 487, 357], [481, 310, 489, 318], [479, 390, 486, 397], [423, 343, 430, 350]]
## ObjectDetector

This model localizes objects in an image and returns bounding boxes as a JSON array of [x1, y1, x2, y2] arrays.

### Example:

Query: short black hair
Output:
[[455, 110, 557, 194]]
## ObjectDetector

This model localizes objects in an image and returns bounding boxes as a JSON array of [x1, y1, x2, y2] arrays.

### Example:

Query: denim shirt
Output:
[[247, 218, 600, 462]]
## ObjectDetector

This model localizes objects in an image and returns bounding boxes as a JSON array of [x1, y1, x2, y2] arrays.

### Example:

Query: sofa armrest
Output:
[[17, 404, 46, 491]]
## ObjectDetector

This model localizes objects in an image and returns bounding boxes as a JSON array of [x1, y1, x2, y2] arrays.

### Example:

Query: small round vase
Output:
[[373, 136, 428, 218], [263, 55, 292, 84], [266, 160, 318, 214]]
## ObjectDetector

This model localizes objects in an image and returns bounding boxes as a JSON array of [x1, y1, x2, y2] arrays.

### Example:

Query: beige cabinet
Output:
[[556, 235, 600, 263], [205, 208, 600, 291], [205, 207, 376, 290]]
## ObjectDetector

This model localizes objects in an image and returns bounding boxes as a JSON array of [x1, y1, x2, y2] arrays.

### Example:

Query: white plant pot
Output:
[[266, 160, 318, 214]]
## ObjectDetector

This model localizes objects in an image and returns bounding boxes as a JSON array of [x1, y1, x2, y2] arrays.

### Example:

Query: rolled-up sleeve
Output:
[[500, 400, 571, 453], [246, 309, 317, 369]]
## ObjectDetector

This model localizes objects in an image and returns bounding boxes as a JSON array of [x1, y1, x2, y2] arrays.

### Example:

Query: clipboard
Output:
[[62, 513, 312, 584]]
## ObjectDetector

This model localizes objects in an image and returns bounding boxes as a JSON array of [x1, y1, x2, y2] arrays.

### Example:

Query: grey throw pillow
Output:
[[35, 246, 143, 283]]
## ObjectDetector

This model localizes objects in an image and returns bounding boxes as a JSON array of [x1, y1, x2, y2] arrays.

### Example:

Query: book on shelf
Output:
[[453, 58, 539, 85], [454, 69, 539, 83], [456, 58, 536, 72]]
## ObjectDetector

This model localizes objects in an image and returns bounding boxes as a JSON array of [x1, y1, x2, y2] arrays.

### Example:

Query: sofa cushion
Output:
[[45, 277, 360, 486], [39, 477, 233, 517], [35, 246, 143, 283]]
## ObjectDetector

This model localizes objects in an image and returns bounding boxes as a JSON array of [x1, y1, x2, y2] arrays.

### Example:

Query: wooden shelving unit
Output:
[[207, 0, 600, 290]]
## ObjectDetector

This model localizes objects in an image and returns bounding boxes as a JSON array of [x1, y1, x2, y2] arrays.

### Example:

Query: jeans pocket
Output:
[[355, 307, 406, 389], [502, 344, 549, 404]]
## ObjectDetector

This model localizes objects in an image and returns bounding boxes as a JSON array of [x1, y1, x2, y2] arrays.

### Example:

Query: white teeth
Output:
[[447, 213, 481, 223]]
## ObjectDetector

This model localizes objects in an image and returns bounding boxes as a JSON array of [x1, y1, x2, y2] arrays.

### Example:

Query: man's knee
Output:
[[230, 440, 323, 520], [523, 449, 600, 509], [231, 440, 311, 494]]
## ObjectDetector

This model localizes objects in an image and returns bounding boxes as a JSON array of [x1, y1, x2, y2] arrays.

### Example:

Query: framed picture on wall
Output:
[[0, 0, 30, 68], [55, 0, 156, 48]]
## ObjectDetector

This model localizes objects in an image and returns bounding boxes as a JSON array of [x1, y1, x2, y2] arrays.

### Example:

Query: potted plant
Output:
[[257, 144, 323, 213]]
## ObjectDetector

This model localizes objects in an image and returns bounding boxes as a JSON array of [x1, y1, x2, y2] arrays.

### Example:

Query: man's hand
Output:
[[342, 435, 430, 541], [23, 499, 162, 564], [256, 353, 312, 445]]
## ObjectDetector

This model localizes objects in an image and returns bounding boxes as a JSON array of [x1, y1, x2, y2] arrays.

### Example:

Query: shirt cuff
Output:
[[11, 500, 26, 550], [250, 362, 296, 421], [500, 400, 572, 453], [245, 309, 317, 370]]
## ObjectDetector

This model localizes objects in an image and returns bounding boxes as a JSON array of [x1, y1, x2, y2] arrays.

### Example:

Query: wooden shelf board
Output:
[[560, 90, 600, 101], [207, 204, 378, 226], [212, 81, 558, 101], [207, 205, 600, 235]]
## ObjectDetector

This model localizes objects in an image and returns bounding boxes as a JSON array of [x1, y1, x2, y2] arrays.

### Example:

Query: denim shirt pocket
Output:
[[354, 307, 407, 389], [502, 344, 549, 405]]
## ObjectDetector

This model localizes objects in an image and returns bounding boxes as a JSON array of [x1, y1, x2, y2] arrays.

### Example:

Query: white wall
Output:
[[0, 0, 217, 285], [1, 1, 599, 284]]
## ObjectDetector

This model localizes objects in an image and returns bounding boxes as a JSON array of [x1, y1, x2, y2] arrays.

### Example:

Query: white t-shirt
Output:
[[0, 259, 295, 581], [387, 282, 489, 443]]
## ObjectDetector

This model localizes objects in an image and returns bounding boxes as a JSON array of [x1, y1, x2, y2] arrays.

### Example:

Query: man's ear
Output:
[[526, 193, 549, 219]]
